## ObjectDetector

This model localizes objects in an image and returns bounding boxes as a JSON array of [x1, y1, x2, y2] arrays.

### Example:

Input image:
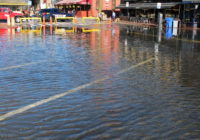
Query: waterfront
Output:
[[0, 24, 200, 139]]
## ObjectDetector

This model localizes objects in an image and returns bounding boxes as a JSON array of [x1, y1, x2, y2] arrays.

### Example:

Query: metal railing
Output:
[[129, 17, 149, 23], [55, 17, 75, 24], [20, 17, 42, 24], [82, 17, 100, 24]]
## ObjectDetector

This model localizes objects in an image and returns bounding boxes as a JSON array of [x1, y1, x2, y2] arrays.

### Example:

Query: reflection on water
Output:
[[55, 26, 75, 34], [165, 28, 172, 39], [0, 24, 200, 139], [82, 28, 99, 33]]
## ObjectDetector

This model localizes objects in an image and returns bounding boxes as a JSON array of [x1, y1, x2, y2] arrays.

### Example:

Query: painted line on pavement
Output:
[[0, 58, 154, 122], [0, 60, 48, 71]]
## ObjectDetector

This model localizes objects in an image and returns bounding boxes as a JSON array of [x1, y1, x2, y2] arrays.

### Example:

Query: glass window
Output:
[[53, 9, 60, 13], [3, 9, 9, 13], [40, 9, 50, 13]]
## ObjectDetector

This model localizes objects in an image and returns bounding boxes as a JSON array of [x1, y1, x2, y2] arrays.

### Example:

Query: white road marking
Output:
[[0, 58, 154, 122], [0, 60, 48, 71]]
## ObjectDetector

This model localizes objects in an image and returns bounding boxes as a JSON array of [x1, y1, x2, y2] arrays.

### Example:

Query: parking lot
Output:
[[0, 24, 200, 139]]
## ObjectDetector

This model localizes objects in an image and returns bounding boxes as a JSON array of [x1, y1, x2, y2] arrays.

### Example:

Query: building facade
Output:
[[118, 0, 200, 25], [55, 0, 121, 17], [0, 0, 28, 10]]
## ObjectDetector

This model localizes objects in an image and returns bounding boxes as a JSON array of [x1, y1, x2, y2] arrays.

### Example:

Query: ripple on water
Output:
[[0, 25, 200, 139]]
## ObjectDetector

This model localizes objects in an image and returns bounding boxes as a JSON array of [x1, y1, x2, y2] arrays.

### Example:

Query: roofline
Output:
[[0, 3, 28, 6], [116, 2, 181, 9]]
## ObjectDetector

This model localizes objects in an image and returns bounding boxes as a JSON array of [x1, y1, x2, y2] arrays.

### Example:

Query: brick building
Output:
[[55, 0, 121, 17]]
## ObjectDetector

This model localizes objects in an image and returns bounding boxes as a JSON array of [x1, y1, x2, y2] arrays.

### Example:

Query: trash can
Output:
[[165, 17, 173, 28], [173, 20, 178, 28]]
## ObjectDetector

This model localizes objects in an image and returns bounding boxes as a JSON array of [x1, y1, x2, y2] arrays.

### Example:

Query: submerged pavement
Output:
[[0, 23, 200, 139]]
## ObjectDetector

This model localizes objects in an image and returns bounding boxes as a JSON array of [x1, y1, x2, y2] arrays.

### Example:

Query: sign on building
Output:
[[105, 0, 109, 8]]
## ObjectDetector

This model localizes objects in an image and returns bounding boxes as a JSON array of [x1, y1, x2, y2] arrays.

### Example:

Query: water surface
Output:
[[0, 24, 200, 139]]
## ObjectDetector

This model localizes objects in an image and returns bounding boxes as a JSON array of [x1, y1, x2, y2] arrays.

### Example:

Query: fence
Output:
[[82, 17, 100, 24], [20, 17, 42, 24], [55, 17, 75, 24]]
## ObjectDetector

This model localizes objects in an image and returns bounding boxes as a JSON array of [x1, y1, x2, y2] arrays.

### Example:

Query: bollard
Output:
[[158, 13, 163, 29], [12, 28, 15, 37], [157, 27, 162, 42], [43, 25, 46, 36], [50, 25, 52, 34], [75, 25, 77, 33], [109, 17, 112, 24], [50, 16, 53, 25], [11, 17, 15, 27], [43, 16, 45, 25], [7, 16, 10, 26], [74, 18, 77, 24]]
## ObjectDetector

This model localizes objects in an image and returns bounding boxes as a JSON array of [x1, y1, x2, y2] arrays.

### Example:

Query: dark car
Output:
[[39, 8, 72, 21]]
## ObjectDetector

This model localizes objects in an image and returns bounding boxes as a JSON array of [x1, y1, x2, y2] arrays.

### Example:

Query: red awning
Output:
[[77, 0, 91, 5], [55, 0, 91, 5]]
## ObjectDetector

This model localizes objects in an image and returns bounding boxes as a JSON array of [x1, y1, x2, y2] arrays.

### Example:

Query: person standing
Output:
[[30, 7, 34, 17], [98, 12, 102, 21], [72, 9, 76, 17], [112, 11, 116, 21]]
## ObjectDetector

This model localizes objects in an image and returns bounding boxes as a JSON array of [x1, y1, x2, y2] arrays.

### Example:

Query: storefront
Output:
[[118, 0, 200, 25], [101, 0, 121, 18], [118, 1, 180, 22], [55, 0, 92, 17], [0, 0, 28, 11]]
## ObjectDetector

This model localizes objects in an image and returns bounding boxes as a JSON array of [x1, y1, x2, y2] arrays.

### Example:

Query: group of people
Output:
[[98, 11, 116, 21], [22, 7, 36, 17]]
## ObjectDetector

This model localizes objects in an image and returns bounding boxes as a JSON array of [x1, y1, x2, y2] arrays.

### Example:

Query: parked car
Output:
[[39, 8, 72, 21], [0, 7, 23, 23]]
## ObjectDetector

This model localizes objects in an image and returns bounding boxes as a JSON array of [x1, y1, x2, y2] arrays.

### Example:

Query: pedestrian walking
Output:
[[98, 12, 102, 21], [112, 11, 116, 22], [72, 9, 76, 17]]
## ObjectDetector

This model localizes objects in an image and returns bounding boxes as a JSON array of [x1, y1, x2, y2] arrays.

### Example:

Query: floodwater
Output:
[[0, 24, 200, 139]]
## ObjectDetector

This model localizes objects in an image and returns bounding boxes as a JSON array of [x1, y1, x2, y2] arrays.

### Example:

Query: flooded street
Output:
[[0, 24, 200, 139]]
